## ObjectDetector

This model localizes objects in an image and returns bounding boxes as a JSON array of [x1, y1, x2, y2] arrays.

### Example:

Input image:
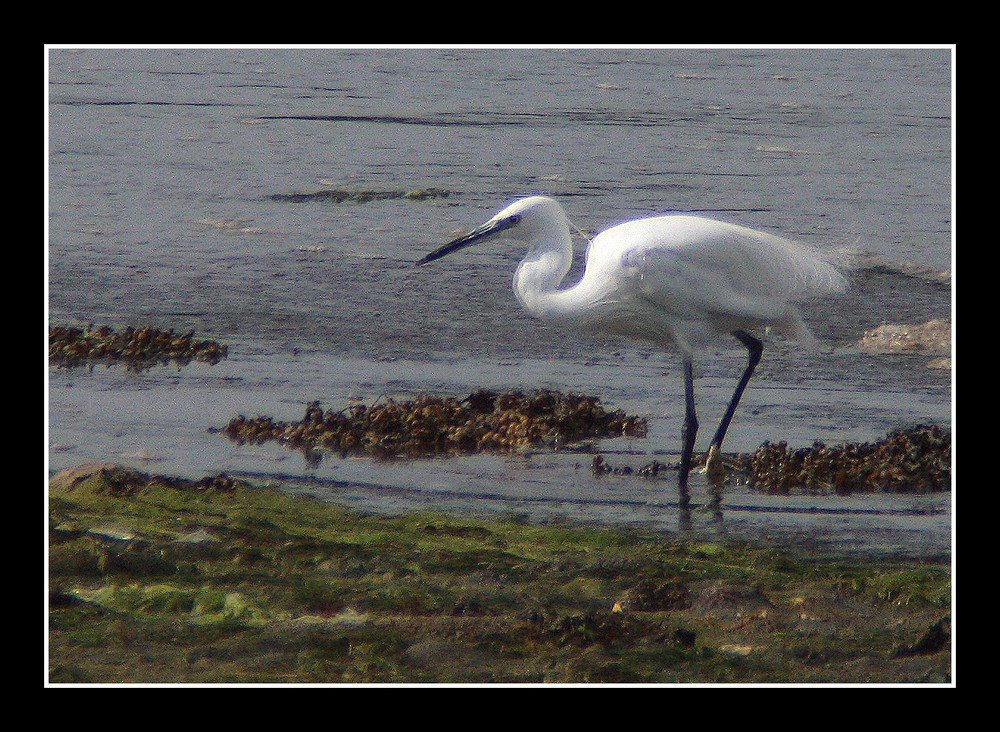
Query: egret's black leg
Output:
[[702, 330, 762, 521], [677, 354, 697, 526], [709, 330, 763, 454]]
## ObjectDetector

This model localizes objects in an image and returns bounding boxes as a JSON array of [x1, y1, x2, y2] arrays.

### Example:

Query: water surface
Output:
[[47, 48, 953, 556]]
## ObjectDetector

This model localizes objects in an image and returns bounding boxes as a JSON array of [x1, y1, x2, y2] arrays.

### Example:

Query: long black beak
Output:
[[416, 214, 521, 266]]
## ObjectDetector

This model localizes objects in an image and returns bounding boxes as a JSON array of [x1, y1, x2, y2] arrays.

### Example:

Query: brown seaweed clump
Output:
[[218, 389, 647, 459], [591, 455, 669, 478], [49, 325, 228, 371], [747, 424, 951, 495]]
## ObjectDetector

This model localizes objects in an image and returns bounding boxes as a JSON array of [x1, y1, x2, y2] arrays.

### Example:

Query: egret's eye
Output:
[[508, 214, 521, 224]]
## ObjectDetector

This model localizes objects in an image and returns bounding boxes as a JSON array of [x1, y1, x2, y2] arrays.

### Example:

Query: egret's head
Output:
[[416, 196, 563, 266]]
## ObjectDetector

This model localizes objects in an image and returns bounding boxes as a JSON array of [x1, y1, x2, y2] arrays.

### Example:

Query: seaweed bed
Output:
[[48, 463, 952, 684], [49, 325, 228, 371], [219, 394, 950, 495], [594, 426, 951, 495], [47, 323, 951, 494], [741, 425, 950, 494], [218, 390, 647, 458]]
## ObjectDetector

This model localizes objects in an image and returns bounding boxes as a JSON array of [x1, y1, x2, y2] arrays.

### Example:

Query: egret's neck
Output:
[[512, 232, 575, 320]]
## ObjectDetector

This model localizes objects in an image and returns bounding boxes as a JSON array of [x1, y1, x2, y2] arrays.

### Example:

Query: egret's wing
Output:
[[603, 216, 846, 323]]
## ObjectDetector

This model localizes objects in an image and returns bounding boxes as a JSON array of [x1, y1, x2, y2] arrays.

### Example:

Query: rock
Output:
[[856, 319, 951, 357], [49, 463, 126, 493], [893, 617, 951, 657]]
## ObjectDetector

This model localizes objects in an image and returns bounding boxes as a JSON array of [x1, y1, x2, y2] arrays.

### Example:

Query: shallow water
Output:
[[47, 47, 953, 556]]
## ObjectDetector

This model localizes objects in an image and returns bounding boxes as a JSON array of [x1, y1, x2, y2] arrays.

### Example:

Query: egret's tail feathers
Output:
[[777, 306, 820, 351]]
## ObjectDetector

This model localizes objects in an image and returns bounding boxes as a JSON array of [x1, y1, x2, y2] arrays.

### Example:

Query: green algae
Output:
[[48, 464, 951, 684]]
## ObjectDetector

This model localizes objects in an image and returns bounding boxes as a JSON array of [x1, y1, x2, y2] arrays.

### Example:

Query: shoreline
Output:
[[48, 462, 952, 684]]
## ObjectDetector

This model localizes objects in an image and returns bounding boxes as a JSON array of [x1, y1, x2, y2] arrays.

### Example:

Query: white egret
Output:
[[417, 195, 847, 517]]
